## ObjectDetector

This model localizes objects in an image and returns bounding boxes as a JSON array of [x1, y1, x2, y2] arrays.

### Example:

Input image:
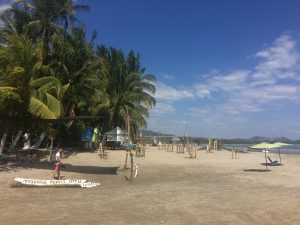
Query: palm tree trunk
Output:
[[0, 133, 7, 155], [31, 132, 46, 149], [42, 26, 50, 65], [9, 130, 22, 151], [129, 151, 134, 182], [50, 136, 54, 149], [23, 133, 31, 150], [126, 107, 131, 142]]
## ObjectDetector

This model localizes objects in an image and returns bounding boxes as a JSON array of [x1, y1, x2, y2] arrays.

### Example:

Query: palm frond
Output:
[[29, 90, 63, 119]]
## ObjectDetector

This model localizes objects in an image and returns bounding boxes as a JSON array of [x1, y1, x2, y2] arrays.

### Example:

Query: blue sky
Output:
[[1, 0, 300, 139]]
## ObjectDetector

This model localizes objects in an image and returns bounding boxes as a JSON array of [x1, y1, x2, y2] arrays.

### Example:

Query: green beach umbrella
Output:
[[272, 142, 292, 164], [250, 142, 278, 149], [273, 142, 291, 147], [249, 142, 278, 170]]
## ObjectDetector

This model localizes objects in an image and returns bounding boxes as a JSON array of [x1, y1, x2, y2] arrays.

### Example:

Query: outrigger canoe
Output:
[[14, 178, 100, 188]]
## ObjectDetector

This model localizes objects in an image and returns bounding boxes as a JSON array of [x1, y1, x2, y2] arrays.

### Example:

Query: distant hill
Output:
[[195, 136, 299, 144], [141, 130, 300, 144], [141, 130, 174, 137], [249, 136, 291, 142]]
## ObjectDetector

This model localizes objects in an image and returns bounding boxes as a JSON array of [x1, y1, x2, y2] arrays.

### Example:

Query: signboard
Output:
[[14, 178, 100, 188], [81, 127, 94, 142]]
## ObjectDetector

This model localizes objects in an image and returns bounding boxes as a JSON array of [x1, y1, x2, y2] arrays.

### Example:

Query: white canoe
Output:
[[14, 178, 100, 188]]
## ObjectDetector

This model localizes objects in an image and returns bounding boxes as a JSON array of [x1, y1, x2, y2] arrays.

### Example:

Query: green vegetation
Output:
[[0, 0, 156, 144]]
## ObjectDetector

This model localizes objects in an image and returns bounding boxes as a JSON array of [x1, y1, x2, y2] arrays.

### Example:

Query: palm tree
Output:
[[95, 46, 156, 139], [1, 0, 89, 63], [0, 1, 157, 146], [49, 28, 103, 120], [0, 34, 67, 152], [0, 35, 66, 120], [0, 0, 33, 42]]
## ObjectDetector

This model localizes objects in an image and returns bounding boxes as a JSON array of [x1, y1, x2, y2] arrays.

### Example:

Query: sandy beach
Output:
[[0, 146, 300, 225]]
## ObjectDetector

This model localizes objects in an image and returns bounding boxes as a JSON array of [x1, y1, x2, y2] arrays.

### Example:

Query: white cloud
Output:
[[148, 34, 300, 137], [150, 102, 175, 115], [0, 1, 12, 27], [191, 34, 300, 115], [0, 1, 12, 13], [161, 73, 174, 80], [187, 107, 210, 115], [193, 70, 250, 99], [242, 85, 300, 103], [0, 5, 10, 12], [210, 70, 249, 91], [194, 84, 211, 98], [150, 82, 194, 115], [155, 82, 194, 101], [251, 35, 299, 86]]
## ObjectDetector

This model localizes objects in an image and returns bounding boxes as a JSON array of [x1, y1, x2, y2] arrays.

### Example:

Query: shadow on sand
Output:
[[18, 162, 119, 175], [261, 163, 283, 166], [244, 169, 271, 172]]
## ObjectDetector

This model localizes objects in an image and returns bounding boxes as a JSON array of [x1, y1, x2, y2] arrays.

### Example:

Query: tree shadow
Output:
[[61, 149, 78, 159], [18, 162, 119, 175]]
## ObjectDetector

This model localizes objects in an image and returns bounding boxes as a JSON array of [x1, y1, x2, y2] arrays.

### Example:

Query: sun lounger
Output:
[[267, 156, 279, 165]]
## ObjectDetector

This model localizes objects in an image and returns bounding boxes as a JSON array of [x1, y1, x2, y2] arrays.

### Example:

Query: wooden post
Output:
[[124, 150, 129, 169], [278, 148, 282, 164], [208, 138, 213, 153], [264, 149, 268, 170], [213, 140, 218, 151], [129, 151, 134, 182]]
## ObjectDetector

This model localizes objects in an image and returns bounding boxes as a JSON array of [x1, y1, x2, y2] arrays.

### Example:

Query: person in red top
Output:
[[51, 148, 63, 179]]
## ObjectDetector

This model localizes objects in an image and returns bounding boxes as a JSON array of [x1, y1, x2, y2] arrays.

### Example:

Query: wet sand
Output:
[[0, 146, 300, 225]]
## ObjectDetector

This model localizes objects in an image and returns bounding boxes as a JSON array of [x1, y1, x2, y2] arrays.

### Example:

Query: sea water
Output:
[[223, 144, 300, 155]]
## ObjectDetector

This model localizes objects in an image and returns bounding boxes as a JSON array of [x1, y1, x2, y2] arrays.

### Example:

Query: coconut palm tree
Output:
[[0, 0, 33, 41], [95, 46, 156, 138], [0, 35, 66, 120], [49, 27, 104, 120], [0, 0, 89, 63], [0, 34, 68, 152]]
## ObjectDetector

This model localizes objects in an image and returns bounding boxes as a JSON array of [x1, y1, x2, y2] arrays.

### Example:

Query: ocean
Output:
[[223, 144, 300, 155]]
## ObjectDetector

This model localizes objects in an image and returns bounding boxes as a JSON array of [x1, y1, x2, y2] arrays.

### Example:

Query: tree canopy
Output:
[[0, 0, 156, 142]]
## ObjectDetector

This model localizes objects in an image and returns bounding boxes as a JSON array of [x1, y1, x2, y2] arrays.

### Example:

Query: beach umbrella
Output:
[[250, 142, 277, 149], [272, 142, 292, 164], [249, 142, 278, 170], [273, 142, 291, 147]]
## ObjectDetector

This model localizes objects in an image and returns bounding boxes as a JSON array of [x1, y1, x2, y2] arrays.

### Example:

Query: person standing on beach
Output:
[[51, 148, 62, 179]]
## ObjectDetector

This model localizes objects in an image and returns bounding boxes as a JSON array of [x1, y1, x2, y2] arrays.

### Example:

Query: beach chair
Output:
[[267, 156, 279, 165]]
